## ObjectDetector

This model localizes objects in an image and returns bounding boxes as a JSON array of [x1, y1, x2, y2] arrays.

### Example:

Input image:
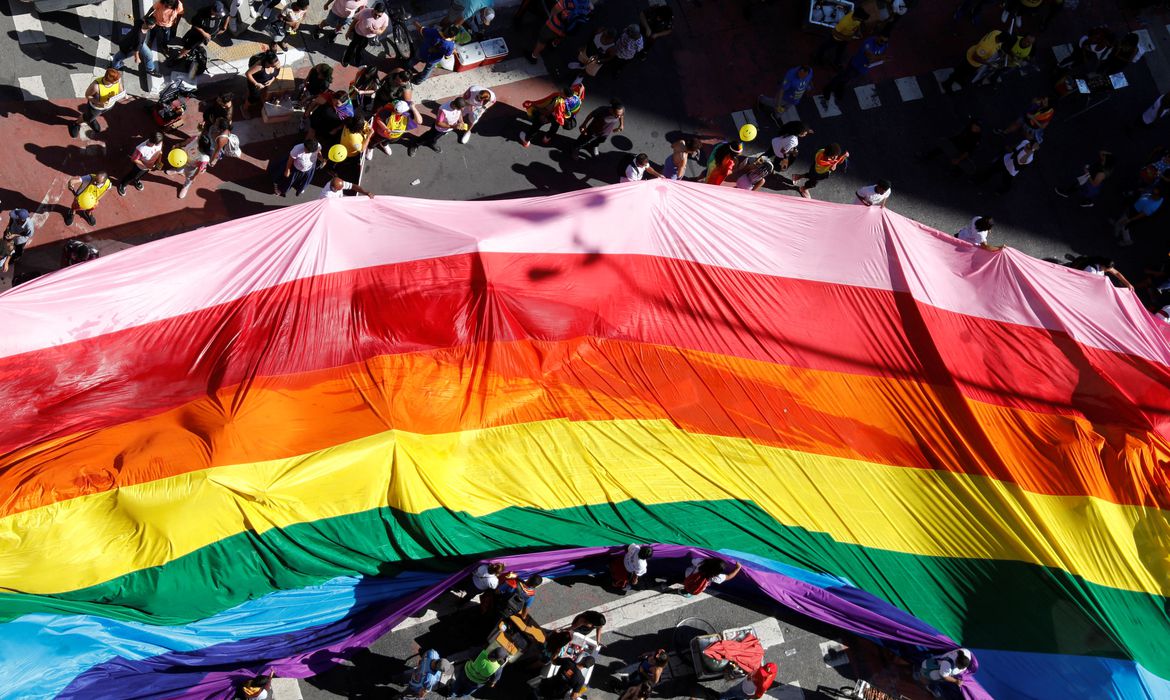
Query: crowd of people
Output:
[[232, 546, 975, 700], [4, 0, 1170, 322]]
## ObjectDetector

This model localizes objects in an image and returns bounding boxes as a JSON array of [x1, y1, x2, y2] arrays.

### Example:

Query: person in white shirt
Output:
[[411, 97, 466, 156], [974, 139, 1038, 193], [917, 648, 972, 691], [955, 216, 1002, 251], [472, 561, 506, 591], [854, 178, 892, 207], [611, 544, 654, 590], [118, 132, 166, 196], [1156, 305, 1170, 324], [273, 137, 321, 197], [459, 86, 497, 144], [621, 153, 661, 182], [770, 121, 812, 174], [320, 176, 374, 198]]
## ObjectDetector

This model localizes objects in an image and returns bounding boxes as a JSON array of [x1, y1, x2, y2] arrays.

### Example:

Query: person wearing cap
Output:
[[855, 179, 892, 207], [916, 648, 973, 693], [1, 209, 35, 273], [609, 24, 644, 76], [446, 1, 495, 37], [176, 0, 228, 58], [705, 140, 744, 186], [410, 21, 459, 84], [369, 99, 421, 158]]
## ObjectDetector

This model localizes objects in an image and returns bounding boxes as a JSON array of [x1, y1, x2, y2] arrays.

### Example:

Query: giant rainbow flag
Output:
[[1, 181, 1168, 699]]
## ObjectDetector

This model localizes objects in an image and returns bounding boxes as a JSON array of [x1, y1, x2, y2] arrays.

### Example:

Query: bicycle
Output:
[[377, 4, 413, 60]]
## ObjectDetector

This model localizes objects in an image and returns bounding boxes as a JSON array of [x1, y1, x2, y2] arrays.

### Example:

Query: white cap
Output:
[[481, 7, 495, 22], [393, 100, 409, 114]]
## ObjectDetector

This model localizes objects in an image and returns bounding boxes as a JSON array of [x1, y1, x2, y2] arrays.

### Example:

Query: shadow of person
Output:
[[555, 150, 628, 185], [303, 647, 406, 699], [468, 103, 526, 141], [8, 31, 92, 71], [511, 161, 590, 194]]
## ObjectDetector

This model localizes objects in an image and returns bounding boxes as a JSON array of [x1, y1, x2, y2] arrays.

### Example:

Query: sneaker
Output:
[[526, 53, 538, 64], [147, 68, 164, 78], [221, 36, 234, 46], [178, 182, 190, 199], [590, 146, 599, 157], [518, 131, 530, 148], [365, 149, 374, 161], [458, 131, 470, 144], [91, 122, 102, 133], [80, 211, 96, 226], [798, 187, 811, 199], [68, 123, 80, 138], [63, 209, 74, 225], [430, 142, 442, 153], [407, 145, 418, 157], [1079, 201, 1095, 208], [1053, 186, 1070, 198], [379, 143, 393, 156], [117, 184, 127, 197], [133, 181, 144, 191]]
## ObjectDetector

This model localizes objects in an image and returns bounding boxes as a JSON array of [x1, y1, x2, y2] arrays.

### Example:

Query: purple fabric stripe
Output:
[[71, 546, 992, 700]]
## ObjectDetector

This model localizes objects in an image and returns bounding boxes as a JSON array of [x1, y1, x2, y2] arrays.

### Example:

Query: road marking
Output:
[[18, 75, 47, 101], [854, 84, 880, 110], [751, 617, 785, 649], [9, 0, 47, 45], [1135, 28, 1155, 55], [93, 37, 113, 77], [933, 68, 956, 92], [70, 73, 95, 99], [1052, 43, 1072, 64], [271, 677, 303, 700], [895, 76, 922, 102], [731, 109, 757, 134], [813, 95, 841, 118], [76, 0, 114, 38]]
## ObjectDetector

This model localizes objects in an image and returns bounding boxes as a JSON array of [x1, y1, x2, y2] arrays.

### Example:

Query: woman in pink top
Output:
[[342, 2, 388, 67], [149, 0, 184, 50]]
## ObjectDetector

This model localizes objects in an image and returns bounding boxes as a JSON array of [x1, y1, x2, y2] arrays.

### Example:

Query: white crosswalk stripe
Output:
[[1052, 43, 1072, 64], [854, 84, 881, 110], [895, 76, 922, 102], [8, 0, 46, 45], [1135, 28, 1156, 55], [933, 67, 957, 92], [813, 94, 841, 118], [18, 75, 47, 100]]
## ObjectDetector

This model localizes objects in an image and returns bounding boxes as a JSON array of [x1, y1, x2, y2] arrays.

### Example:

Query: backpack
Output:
[[683, 570, 710, 596], [497, 583, 529, 618], [221, 133, 242, 158]]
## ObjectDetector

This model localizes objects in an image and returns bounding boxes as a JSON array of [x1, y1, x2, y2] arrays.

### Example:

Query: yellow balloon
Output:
[[167, 148, 188, 168], [76, 191, 97, 210], [739, 123, 758, 142], [328, 144, 348, 163]]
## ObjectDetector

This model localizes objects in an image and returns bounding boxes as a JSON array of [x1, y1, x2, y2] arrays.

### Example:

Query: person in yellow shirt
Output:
[[812, 7, 869, 70], [68, 69, 123, 138], [943, 30, 1004, 93]]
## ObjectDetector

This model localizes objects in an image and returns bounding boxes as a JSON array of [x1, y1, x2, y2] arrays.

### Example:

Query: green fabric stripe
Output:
[[4, 499, 1166, 680]]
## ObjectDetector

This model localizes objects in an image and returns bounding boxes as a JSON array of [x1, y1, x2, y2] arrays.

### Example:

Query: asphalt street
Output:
[[297, 571, 870, 700]]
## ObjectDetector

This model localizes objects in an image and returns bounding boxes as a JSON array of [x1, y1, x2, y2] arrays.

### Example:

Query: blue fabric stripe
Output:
[[972, 648, 1170, 700], [1, 572, 441, 699]]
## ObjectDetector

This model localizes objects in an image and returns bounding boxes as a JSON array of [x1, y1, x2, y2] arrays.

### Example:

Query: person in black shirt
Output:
[[536, 657, 594, 699], [113, 17, 162, 77], [200, 92, 235, 131], [176, 1, 227, 56]]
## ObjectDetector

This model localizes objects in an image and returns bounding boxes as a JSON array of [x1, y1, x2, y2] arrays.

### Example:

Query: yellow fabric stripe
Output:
[[1, 418, 1165, 597]]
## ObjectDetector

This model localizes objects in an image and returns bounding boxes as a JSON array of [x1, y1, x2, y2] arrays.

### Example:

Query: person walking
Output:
[[341, 2, 389, 68], [812, 7, 867, 70], [69, 69, 124, 137], [955, 216, 1001, 251], [410, 21, 459, 83], [570, 99, 623, 158], [451, 647, 508, 698], [174, 0, 228, 60], [997, 95, 1054, 142], [458, 86, 497, 143], [683, 556, 742, 595], [609, 544, 654, 591], [974, 139, 1038, 193], [855, 179, 892, 206], [771, 120, 813, 175], [2, 209, 35, 271], [320, 175, 374, 198], [369, 99, 422, 158], [821, 34, 888, 106], [519, 82, 583, 148], [112, 17, 161, 77], [790, 143, 848, 198], [315, 0, 365, 41], [1113, 186, 1164, 247], [117, 132, 166, 196], [705, 140, 744, 185], [758, 65, 813, 126], [170, 118, 232, 199], [944, 29, 1005, 92], [662, 137, 700, 180], [529, 0, 593, 63], [609, 24, 644, 76], [148, 0, 185, 52], [536, 656, 593, 700], [339, 115, 373, 160], [63, 172, 112, 227], [269, 0, 308, 51], [736, 156, 775, 191], [271, 138, 322, 196], [1054, 150, 1113, 208], [411, 97, 466, 156]]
